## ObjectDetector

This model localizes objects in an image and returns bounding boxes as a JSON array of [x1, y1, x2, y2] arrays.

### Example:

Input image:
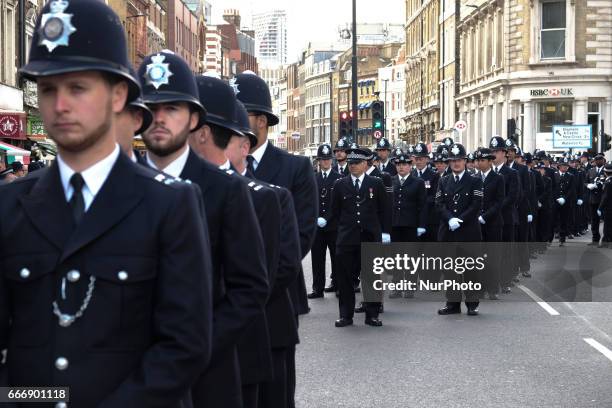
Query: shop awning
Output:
[[0, 141, 31, 156]]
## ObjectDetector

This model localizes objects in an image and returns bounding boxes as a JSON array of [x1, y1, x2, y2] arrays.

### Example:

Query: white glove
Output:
[[317, 217, 327, 228], [382, 233, 391, 244], [538, 201, 542, 208], [598, 209, 602, 217], [417, 228, 426, 237], [448, 218, 463, 231], [478, 216, 486, 225], [556, 197, 566, 206], [527, 214, 533, 223], [577, 199, 583, 206], [587, 183, 597, 191]]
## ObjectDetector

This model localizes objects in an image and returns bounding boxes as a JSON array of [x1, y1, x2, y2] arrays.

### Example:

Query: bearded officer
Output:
[[435, 143, 483, 315], [333, 137, 350, 176], [1, 1, 214, 406], [138, 54, 269, 408], [375, 138, 397, 176], [311, 144, 342, 298]]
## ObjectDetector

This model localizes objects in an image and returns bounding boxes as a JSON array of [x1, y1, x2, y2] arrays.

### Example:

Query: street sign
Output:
[[552, 125, 592, 149], [291, 132, 301, 140], [373, 130, 383, 139], [454, 120, 467, 132]]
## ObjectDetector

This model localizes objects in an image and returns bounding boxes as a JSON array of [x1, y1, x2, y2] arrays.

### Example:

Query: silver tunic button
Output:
[[67, 270, 80, 282], [56, 402, 67, 408], [55, 357, 69, 371], [20, 268, 31, 279], [117, 271, 128, 281]]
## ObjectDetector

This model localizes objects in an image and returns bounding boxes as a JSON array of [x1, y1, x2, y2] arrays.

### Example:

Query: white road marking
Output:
[[517, 284, 560, 316], [584, 338, 612, 363]]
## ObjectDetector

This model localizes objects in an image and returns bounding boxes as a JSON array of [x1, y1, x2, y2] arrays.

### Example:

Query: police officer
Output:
[[466, 152, 477, 174], [475, 148, 505, 299], [586, 153, 607, 245], [597, 164, 612, 247], [390, 151, 427, 298], [333, 137, 350, 176], [435, 143, 483, 315], [138, 57, 269, 408], [375, 138, 397, 176], [234, 71, 317, 408], [535, 161, 553, 248], [321, 145, 391, 327], [311, 144, 342, 297], [489, 136, 520, 293], [2, 1, 214, 406], [412, 142, 440, 242], [554, 157, 576, 246]]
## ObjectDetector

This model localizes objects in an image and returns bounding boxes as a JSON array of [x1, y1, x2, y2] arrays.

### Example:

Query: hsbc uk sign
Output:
[[530, 88, 574, 98]]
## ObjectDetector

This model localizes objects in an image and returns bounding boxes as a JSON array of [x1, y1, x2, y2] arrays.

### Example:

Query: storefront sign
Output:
[[27, 115, 46, 137], [530, 88, 574, 98], [552, 125, 592, 149], [0, 113, 26, 140]]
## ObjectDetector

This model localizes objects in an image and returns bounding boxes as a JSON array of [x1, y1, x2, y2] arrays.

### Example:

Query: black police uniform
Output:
[[554, 167, 577, 243], [0, 156, 214, 408], [536, 167, 553, 246], [326, 161, 391, 323], [391, 172, 427, 242], [311, 165, 342, 296], [587, 163, 607, 243], [478, 168, 505, 295], [4, 1, 213, 405], [508, 159, 532, 274], [375, 138, 397, 176], [598, 172, 612, 245]]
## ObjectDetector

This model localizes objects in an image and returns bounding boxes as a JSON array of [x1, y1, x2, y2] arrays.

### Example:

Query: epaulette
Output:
[[154, 173, 192, 185], [247, 181, 264, 192]]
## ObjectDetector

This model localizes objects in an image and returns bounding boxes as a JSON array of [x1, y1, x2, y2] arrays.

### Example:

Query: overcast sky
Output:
[[209, 0, 405, 63]]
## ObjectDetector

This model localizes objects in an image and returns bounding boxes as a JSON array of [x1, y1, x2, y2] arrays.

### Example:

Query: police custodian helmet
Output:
[[232, 71, 279, 126], [196, 73, 244, 137], [138, 50, 207, 131], [317, 144, 333, 160], [20, 0, 141, 104]]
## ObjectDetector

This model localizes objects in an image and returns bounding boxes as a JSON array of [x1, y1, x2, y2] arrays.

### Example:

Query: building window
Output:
[[538, 101, 572, 132], [541, 1, 566, 59]]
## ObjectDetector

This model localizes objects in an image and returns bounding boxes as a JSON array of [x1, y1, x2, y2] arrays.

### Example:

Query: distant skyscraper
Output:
[[253, 10, 288, 66]]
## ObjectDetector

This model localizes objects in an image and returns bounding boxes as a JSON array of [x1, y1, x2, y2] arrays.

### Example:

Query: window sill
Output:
[[528, 58, 577, 67]]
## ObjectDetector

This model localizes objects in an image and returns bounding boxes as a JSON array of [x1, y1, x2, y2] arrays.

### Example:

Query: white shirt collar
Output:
[[351, 173, 365, 185], [482, 169, 491, 178], [57, 144, 120, 212], [147, 145, 190, 178], [338, 162, 346, 171], [219, 160, 231, 171], [240, 168, 248, 177], [321, 169, 329, 177], [130, 152, 138, 163], [250, 140, 269, 170], [508, 161, 515, 169], [453, 170, 466, 181]]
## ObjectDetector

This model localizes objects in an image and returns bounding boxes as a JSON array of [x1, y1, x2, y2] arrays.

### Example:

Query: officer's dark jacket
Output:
[[532, 168, 545, 207], [587, 166, 606, 204], [316, 169, 343, 231], [380, 160, 397, 176], [497, 164, 520, 225], [598, 178, 612, 212], [539, 175, 553, 211], [0, 154, 213, 407], [553, 171, 577, 203], [412, 167, 440, 226], [568, 166, 584, 201], [179, 151, 268, 407], [435, 172, 483, 242], [327, 174, 391, 246], [479, 170, 505, 226], [510, 161, 533, 216], [231, 173, 281, 386], [253, 143, 317, 315], [391, 174, 427, 228]]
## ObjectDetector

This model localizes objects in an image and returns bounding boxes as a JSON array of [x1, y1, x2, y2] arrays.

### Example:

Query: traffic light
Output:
[[605, 133, 612, 152], [339, 111, 350, 139], [347, 111, 354, 139], [371, 101, 384, 137]]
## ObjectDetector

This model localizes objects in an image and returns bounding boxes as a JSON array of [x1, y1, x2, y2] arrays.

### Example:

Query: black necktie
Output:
[[418, 170, 422, 178], [354, 178, 360, 192], [322, 172, 327, 180], [69, 173, 85, 224], [455, 175, 460, 183], [246, 155, 255, 174]]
